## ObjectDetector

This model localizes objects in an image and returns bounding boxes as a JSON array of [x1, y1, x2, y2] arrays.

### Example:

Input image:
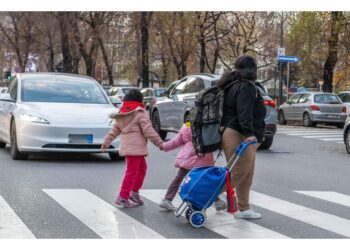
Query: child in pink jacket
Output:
[[159, 121, 214, 211], [101, 89, 163, 208]]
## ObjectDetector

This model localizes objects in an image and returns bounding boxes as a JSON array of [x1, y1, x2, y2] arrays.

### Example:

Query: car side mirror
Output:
[[162, 90, 170, 97], [0, 93, 15, 102]]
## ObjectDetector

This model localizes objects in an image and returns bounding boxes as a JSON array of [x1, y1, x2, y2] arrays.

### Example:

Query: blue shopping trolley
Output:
[[174, 140, 257, 228]]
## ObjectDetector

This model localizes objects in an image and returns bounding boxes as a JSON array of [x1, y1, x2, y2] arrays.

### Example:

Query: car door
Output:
[[0, 77, 18, 142], [294, 94, 309, 121], [284, 94, 300, 120]]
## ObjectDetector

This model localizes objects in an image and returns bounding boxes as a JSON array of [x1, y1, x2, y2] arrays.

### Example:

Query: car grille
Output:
[[42, 144, 115, 149]]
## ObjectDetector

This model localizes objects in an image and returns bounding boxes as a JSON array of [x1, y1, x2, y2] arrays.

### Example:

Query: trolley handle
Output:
[[234, 140, 257, 156]]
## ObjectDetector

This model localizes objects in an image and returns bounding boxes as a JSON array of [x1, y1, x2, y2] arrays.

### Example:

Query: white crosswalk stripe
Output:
[[0, 195, 35, 239], [250, 191, 350, 238], [43, 189, 164, 239], [296, 191, 350, 208], [2, 188, 350, 239], [277, 127, 343, 143], [141, 189, 289, 239]]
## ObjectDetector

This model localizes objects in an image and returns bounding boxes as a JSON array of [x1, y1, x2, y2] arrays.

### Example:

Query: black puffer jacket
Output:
[[221, 70, 266, 142]]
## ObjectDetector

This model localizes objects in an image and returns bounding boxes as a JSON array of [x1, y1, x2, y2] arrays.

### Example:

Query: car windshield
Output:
[[21, 77, 109, 104], [314, 94, 341, 104], [154, 89, 166, 97]]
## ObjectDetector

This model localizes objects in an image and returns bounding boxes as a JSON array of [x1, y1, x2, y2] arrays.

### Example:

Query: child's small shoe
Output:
[[159, 198, 176, 211], [130, 191, 144, 205], [115, 196, 139, 208]]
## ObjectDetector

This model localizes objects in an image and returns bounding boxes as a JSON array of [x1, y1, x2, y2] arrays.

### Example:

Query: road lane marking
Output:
[[43, 189, 164, 239], [302, 135, 342, 138], [0, 195, 35, 239], [296, 191, 350, 208], [279, 132, 341, 136], [320, 138, 343, 141], [250, 191, 350, 237], [141, 189, 289, 239]]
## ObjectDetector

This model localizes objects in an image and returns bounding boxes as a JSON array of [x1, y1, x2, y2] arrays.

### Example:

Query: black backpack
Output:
[[190, 79, 256, 155]]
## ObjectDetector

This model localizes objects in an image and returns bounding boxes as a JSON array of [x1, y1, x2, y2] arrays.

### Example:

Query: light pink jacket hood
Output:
[[103, 107, 163, 156], [162, 125, 214, 169]]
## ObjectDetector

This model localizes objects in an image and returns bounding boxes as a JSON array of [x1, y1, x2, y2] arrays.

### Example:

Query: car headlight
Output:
[[20, 114, 50, 124], [108, 119, 116, 126]]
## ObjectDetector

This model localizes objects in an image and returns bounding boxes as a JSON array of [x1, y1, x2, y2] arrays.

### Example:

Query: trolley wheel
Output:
[[185, 208, 193, 221], [189, 211, 205, 228]]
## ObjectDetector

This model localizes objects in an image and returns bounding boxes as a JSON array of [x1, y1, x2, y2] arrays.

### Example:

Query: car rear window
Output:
[[339, 93, 350, 103], [314, 94, 341, 104]]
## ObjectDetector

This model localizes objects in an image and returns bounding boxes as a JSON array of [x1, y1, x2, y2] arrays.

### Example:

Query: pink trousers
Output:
[[119, 156, 147, 199]]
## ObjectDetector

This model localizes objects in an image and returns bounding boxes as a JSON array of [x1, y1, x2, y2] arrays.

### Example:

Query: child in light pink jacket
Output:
[[101, 89, 163, 208], [159, 121, 214, 211]]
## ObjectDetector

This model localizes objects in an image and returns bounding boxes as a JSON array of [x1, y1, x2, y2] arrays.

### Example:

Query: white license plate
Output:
[[326, 115, 339, 119], [68, 134, 93, 144]]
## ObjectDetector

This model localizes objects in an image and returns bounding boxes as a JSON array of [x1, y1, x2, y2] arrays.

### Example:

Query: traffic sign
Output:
[[277, 48, 285, 57], [278, 56, 301, 63]]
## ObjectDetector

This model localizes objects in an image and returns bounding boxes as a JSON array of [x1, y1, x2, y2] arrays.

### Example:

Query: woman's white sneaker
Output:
[[235, 209, 261, 219]]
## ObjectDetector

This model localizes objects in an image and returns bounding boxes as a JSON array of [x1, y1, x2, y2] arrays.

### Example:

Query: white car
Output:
[[107, 86, 140, 100], [0, 73, 120, 160]]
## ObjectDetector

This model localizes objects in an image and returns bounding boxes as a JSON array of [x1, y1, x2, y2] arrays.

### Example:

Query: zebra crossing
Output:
[[1, 188, 350, 239], [277, 126, 344, 144]]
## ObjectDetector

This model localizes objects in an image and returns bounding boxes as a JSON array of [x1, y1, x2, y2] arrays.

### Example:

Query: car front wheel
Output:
[[109, 152, 124, 161], [278, 110, 287, 125], [10, 121, 29, 160], [0, 141, 6, 148], [345, 129, 350, 154], [259, 136, 274, 150], [152, 110, 167, 140]]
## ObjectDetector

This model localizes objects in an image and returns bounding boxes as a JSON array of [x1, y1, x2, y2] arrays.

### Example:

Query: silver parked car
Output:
[[278, 92, 347, 128], [141, 88, 167, 116], [0, 73, 120, 160], [151, 73, 277, 149]]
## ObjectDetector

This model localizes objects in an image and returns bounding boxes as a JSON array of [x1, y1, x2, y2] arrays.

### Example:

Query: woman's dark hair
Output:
[[123, 89, 143, 102], [216, 55, 257, 88]]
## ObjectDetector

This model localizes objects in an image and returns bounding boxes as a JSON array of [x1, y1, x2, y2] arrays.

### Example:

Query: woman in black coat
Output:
[[216, 56, 266, 219]]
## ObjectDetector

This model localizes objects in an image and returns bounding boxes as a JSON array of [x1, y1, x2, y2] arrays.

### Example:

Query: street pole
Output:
[[287, 62, 290, 100], [274, 66, 277, 103], [278, 11, 284, 106]]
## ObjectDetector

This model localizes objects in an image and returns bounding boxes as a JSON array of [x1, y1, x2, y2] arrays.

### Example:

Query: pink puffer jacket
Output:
[[162, 124, 214, 169], [103, 107, 163, 156]]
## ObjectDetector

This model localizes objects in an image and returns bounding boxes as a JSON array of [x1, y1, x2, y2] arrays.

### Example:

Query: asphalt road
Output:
[[0, 125, 349, 239]]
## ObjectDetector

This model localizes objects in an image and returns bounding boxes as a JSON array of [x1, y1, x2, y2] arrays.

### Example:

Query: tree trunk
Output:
[[98, 34, 113, 85], [57, 13, 73, 73], [197, 13, 206, 73], [323, 12, 343, 93], [140, 12, 152, 88]]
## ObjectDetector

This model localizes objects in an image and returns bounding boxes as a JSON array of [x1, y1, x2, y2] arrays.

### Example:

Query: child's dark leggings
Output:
[[164, 167, 189, 201]]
